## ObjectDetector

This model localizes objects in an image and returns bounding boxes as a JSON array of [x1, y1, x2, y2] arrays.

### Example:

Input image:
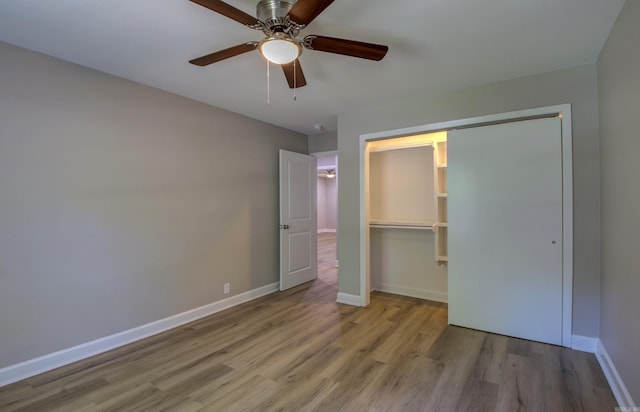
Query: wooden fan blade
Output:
[[304, 35, 388, 61], [281, 60, 307, 89], [287, 0, 335, 26], [190, 0, 259, 26], [189, 42, 257, 66]]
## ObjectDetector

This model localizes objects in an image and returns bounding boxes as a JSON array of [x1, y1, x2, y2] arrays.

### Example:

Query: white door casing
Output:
[[447, 117, 564, 345], [279, 150, 317, 291]]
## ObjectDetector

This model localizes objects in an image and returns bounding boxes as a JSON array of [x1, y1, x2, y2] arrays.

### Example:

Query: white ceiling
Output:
[[0, 0, 624, 135]]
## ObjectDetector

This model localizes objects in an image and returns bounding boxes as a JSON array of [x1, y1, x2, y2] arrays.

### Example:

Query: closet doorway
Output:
[[367, 133, 448, 303], [359, 105, 573, 347]]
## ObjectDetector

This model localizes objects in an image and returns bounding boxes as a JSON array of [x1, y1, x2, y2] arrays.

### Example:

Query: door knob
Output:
[[281, 224, 290, 229]]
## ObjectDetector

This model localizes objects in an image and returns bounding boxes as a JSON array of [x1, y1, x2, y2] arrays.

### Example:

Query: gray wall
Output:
[[597, 0, 640, 403], [337, 64, 601, 337], [308, 131, 337, 153], [0, 42, 306, 368]]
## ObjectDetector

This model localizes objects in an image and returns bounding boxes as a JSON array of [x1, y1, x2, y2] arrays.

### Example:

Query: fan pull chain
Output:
[[293, 59, 297, 101], [266, 59, 271, 105]]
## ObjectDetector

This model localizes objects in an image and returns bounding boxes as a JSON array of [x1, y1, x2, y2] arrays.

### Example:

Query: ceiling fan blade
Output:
[[189, 42, 258, 66], [287, 0, 335, 26], [189, 0, 260, 26], [304, 35, 388, 61], [281, 60, 307, 89]]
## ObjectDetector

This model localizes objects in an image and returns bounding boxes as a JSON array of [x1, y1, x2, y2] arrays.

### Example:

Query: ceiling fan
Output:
[[188, 0, 389, 89], [318, 169, 336, 178]]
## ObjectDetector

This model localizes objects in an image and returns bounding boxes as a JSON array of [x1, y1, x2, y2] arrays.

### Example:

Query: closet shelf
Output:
[[369, 220, 434, 230], [435, 140, 448, 262]]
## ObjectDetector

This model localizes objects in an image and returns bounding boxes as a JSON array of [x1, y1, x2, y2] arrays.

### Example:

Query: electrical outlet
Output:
[[224, 283, 230, 294]]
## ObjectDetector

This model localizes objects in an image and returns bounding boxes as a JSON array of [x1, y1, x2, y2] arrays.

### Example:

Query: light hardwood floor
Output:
[[0, 233, 616, 411]]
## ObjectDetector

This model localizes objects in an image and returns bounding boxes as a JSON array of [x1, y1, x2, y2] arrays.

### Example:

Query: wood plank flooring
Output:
[[0, 233, 616, 411]]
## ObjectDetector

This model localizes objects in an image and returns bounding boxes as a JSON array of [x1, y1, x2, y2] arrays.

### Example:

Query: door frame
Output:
[[358, 104, 573, 347]]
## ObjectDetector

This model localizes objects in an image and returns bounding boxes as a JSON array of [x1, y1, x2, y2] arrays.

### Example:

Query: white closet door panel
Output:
[[448, 117, 563, 345]]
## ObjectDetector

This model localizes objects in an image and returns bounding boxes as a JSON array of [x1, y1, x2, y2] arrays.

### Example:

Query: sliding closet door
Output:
[[448, 117, 563, 345]]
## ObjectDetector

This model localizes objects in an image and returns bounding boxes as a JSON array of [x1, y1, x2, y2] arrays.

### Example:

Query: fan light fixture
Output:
[[259, 33, 301, 64], [319, 169, 336, 179]]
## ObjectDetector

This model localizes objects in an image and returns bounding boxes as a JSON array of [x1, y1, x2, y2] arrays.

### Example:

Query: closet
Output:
[[367, 132, 448, 303], [363, 106, 571, 346]]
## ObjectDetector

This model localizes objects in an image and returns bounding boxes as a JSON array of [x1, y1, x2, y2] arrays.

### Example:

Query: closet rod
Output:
[[370, 224, 434, 230]]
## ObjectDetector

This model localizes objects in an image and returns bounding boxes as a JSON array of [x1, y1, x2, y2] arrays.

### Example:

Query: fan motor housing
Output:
[[257, 0, 295, 25]]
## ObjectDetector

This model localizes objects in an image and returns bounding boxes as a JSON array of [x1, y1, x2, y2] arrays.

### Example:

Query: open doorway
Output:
[[314, 152, 338, 285]]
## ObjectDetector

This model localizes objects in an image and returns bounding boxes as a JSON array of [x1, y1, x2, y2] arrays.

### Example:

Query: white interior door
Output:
[[279, 150, 317, 291], [448, 117, 564, 345]]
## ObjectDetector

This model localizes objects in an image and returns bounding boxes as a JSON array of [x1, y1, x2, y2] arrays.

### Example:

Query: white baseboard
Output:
[[0, 282, 279, 388], [318, 229, 337, 233], [571, 335, 598, 353], [596, 340, 637, 408], [373, 283, 448, 303], [336, 292, 364, 306]]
